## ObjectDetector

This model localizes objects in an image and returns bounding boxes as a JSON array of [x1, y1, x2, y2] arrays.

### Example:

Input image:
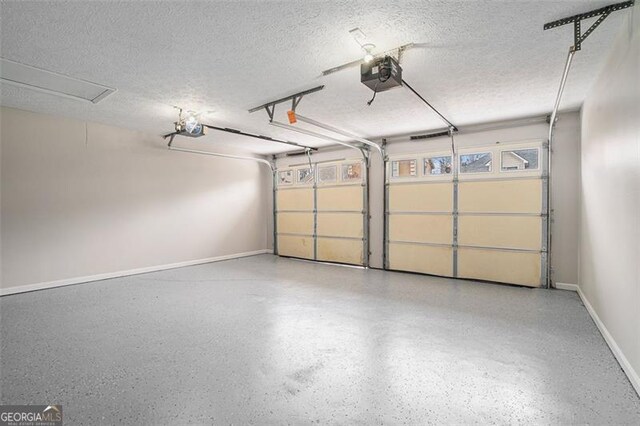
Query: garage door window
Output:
[[279, 170, 293, 185], [424, 156, 452, 175], [318, 165, 337, 184], [391, 159, 417, 178], [342, 163, 362, 182], [460, 153, 492, 174], [297, 167, 314, 184], [500, 148, 539, 171]]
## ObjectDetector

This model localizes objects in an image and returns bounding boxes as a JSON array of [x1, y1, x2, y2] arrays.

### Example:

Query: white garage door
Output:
[[275, 160, 367, 266], [386, 140, 547, 287]]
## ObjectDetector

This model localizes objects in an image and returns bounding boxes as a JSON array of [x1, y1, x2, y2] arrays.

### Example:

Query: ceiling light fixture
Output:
[[173, 108, 206, 137], [362, 43, 375, 63], [184, 114, 202, 135]]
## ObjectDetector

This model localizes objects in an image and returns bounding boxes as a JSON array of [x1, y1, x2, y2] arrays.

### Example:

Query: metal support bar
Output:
[[547, 49, 575, 288], [294, 114, 383, 156], [313, 180, 318, 260], [402, 79, 458, 131], [382, 140, 389, 269], [272, 163, 278, 255], [541, 143, 550, 288], [270, 121, 366, 153], [577, 11, 610, 49], [168, 146, 275, 171], [363, 154, 371, 267], [549, 50, 575, 143], [451, 130, 459, 277], [264, 105, 275, 122], [248, 85, 325, 113], [202, 124, 317, 151], [573, 19, 582, 50], [292, 95, 303, 111]]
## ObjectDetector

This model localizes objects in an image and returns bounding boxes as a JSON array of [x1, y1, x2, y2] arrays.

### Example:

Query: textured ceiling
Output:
[[0, 1, 628, 154]]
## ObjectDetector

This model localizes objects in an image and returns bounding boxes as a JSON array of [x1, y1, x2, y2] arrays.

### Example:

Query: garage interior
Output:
[[0, 0, 639, 423]]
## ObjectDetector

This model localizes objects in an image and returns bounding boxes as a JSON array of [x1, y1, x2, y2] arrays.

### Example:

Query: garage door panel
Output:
[[277, 212, 314, 235], [389, 183, 453, 212], [389, 214, 453, 245], [458, 215, 542, 250], [458, 248, 541, 287], [388, 243, 453, 277], [317, 238, 363, 265], [277, 235, 314, 259], [458, 179, 542, 213], [317, 213, 363, 238], [317, 186, 363, 211], [277, 188, 314, 211]]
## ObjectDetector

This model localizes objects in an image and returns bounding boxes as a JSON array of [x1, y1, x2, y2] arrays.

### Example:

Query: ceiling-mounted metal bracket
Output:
[[249, 85, 325, 121], [264, 104, 275, 122], [544, 1, 634, 51], [321, 42, 415, 76], [396, 43, 413, 64], [291, 95, 304, 112]]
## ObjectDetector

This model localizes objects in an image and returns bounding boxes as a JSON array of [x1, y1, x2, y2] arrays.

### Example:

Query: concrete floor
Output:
[[1, 254, 639, 424]]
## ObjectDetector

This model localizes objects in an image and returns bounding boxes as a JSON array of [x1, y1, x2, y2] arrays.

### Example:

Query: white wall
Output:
[[274, 112, 581, 285], [579, 4, 639, 391], [0, 107, 272, 292]]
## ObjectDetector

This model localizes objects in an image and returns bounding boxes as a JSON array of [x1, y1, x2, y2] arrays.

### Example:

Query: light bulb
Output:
[[184, 114, 202, 135], [362, 43, 376, 64]]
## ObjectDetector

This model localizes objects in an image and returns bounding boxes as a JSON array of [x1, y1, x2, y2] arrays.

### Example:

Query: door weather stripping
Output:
[[410, 130, 451, 140], [543, 0, 634, 288], [168, 146, 274, 171]]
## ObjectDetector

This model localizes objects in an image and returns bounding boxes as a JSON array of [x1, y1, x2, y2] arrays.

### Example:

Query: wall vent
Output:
[[0, 58, 116, 103]]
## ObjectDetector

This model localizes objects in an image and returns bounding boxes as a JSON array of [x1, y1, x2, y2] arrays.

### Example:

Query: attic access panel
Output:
[[0, 58, 115, 103]]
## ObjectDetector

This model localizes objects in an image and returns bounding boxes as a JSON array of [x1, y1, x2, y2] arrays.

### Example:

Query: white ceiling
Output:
[[0, 1, 628, 154]]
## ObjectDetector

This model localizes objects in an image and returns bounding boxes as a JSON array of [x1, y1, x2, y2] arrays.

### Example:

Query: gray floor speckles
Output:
[[1, 254, 639, 424]]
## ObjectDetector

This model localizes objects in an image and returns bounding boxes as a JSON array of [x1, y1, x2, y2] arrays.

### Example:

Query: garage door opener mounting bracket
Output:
[[543, 0, 635, 52], [248, 85, 325, 122]]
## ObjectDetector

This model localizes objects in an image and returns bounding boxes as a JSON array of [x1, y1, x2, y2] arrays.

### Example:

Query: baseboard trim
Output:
[[555, 282, 579, 292], [574, 285, 640, 396], [0, 249, 273, 296]]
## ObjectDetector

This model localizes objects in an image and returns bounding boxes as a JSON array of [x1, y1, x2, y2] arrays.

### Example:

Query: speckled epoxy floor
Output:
[[1, 254, 639, 424]]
